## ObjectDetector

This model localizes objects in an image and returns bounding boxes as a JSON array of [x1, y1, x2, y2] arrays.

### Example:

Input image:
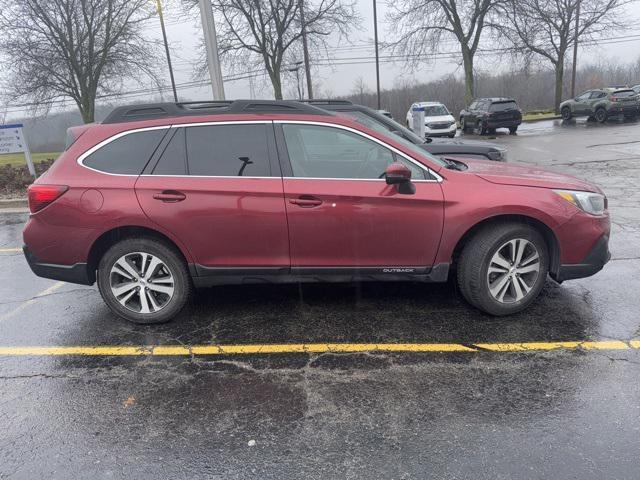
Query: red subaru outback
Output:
[[23, 100, 610, 324]]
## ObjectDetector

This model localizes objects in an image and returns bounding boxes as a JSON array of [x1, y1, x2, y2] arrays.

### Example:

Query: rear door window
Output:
[[83, 129, 167, 174], [185, 124, 272, 177]]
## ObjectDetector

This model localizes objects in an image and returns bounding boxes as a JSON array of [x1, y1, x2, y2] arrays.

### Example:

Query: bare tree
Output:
[[351, 76, 371, 104], [386, 0, 503, 105], [0, 0, 160, 123], [191, 0, 359, 99], [499, 0, 630, 113]]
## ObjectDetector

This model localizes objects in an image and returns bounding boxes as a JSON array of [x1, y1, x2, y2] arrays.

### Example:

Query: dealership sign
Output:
[[0, 123, 36, 176]]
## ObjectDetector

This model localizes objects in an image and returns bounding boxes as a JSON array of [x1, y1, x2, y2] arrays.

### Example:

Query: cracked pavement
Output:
[[1, 118, 640, 479]]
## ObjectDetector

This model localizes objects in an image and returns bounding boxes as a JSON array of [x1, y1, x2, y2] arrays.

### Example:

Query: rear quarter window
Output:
[[82, 129, 167, 174]]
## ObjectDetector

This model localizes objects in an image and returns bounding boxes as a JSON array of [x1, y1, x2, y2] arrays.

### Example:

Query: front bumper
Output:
[[23, 245, 94, 285], [425, 124, 457, 137], [554, 235, 610, 282]]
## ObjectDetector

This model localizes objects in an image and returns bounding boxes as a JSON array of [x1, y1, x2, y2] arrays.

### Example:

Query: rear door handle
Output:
[[289, 196, 323, 208], [153, 190, 186, 203]]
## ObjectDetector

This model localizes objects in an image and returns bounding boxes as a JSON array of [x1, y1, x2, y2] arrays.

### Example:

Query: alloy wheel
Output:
[[486, 238, 541, 304], [109, 252, 175, 314]]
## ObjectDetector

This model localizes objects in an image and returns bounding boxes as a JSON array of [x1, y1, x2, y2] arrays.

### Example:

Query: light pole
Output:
[[155, 0, 178, 102], [570, 0, 581, 97], [373, 0, 381, 109], [198, 0, 226, 100]]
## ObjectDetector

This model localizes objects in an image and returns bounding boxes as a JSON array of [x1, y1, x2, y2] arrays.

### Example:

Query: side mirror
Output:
[[385, 162, 412, 185]]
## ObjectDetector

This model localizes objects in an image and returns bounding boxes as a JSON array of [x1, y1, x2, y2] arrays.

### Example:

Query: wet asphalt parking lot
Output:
[[1, 118, 640, 479]]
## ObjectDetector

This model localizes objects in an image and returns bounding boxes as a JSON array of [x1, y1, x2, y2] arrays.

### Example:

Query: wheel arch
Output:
[[450, 214, 561, 277], [87, 225, 193, 283]]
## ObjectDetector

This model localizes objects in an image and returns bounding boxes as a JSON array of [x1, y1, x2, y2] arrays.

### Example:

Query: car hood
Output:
[[462, 159, 600, 192], [424, 114, 455, 123], [429, 137, 503, 149]]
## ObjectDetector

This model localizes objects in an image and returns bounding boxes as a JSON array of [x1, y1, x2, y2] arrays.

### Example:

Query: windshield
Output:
[[423, 105, 449, 116], [489, 101, 518, 112], [336, 110, 448, 168]]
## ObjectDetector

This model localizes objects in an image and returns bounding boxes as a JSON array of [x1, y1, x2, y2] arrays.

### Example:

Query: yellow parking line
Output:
[[0, 248, 22, 253], [0, 340, 638, 356]]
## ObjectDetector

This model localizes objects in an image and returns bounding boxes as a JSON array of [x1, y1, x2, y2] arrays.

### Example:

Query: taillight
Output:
[[28, 184, 68, 213]]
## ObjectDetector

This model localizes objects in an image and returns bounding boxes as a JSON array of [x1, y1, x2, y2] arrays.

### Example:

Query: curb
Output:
[[0, 198, 28, 211]]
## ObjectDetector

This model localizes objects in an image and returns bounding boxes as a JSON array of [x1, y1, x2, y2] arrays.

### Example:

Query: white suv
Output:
[[405, 102, 457, 138]]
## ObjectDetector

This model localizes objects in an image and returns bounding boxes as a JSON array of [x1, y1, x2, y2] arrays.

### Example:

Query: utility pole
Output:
[[155, 0, 178, 102], [288, 62, 303, 99], [372, 0, 381, 109], [299, 0, 313, 99], [198, 0, 225, 100], [570, 0, 581, 97]]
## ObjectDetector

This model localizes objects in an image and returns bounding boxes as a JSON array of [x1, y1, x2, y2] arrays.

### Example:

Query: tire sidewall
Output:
[[97, 238, 190, 324], [561, 107, 571, 120], [596, 108, 607, 123]]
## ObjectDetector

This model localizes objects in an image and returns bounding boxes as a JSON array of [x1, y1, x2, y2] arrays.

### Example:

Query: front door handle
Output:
[[289, 196, 323, 208], [153, 190, 186, 203]]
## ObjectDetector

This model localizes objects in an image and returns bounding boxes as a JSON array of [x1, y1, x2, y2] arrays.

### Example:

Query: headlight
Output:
[[553, 189, 607, 215]]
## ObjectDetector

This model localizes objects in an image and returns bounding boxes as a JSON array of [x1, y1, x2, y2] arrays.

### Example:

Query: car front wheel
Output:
[[457, 223, 549, 316], [97, 238, 192, 324], [561, 107, 572, 120]]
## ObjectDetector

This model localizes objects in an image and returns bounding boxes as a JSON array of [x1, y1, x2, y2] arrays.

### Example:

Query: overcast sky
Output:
[[144, 0, 640, 103], [4, 0, 640, 118]]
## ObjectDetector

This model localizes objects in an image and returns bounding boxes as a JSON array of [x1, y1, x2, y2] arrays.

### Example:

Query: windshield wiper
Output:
[[441, 157, 465, 171]]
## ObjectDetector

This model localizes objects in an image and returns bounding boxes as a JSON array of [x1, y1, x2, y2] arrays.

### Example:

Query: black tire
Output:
[[478, 121, 488, 135], [595, 107, 608, 123], [448, 133, 456, 138], [509, 126, 518, 134], [457, 223, 549, 316], [97, 237, 192, 324], [561, 107, 572, 121]]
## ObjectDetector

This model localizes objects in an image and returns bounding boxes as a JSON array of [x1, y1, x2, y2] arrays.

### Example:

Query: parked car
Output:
[[560, 88, 639, 122], [24, 100, 610, 324], [460, 98, 522, 135], [300, 100, 507, 161], [405, 101, 457, 138]]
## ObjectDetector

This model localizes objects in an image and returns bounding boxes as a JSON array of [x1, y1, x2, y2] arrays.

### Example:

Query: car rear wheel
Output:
[[561, 107, 572, 121], [97, 238, 192, 324], [595, 107, 608, 123], [509, 126, 518, 134], [457, 223, 549, 316]]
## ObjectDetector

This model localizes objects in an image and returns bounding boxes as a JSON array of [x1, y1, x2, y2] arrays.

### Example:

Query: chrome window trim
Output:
[[76, 119, 443, 182], [274, 119, 443, 183]]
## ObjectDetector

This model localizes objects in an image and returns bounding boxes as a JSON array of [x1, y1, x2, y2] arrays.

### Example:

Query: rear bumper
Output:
[[554, 235, 610, 282], [486, 119, 522, 128], [607, 105, 639, 116], [23, 245, 94, 285]]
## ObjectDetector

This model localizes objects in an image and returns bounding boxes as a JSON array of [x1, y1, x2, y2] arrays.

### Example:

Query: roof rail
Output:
[[102, 100, 331, 124], [297, 99, 353, 105]]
